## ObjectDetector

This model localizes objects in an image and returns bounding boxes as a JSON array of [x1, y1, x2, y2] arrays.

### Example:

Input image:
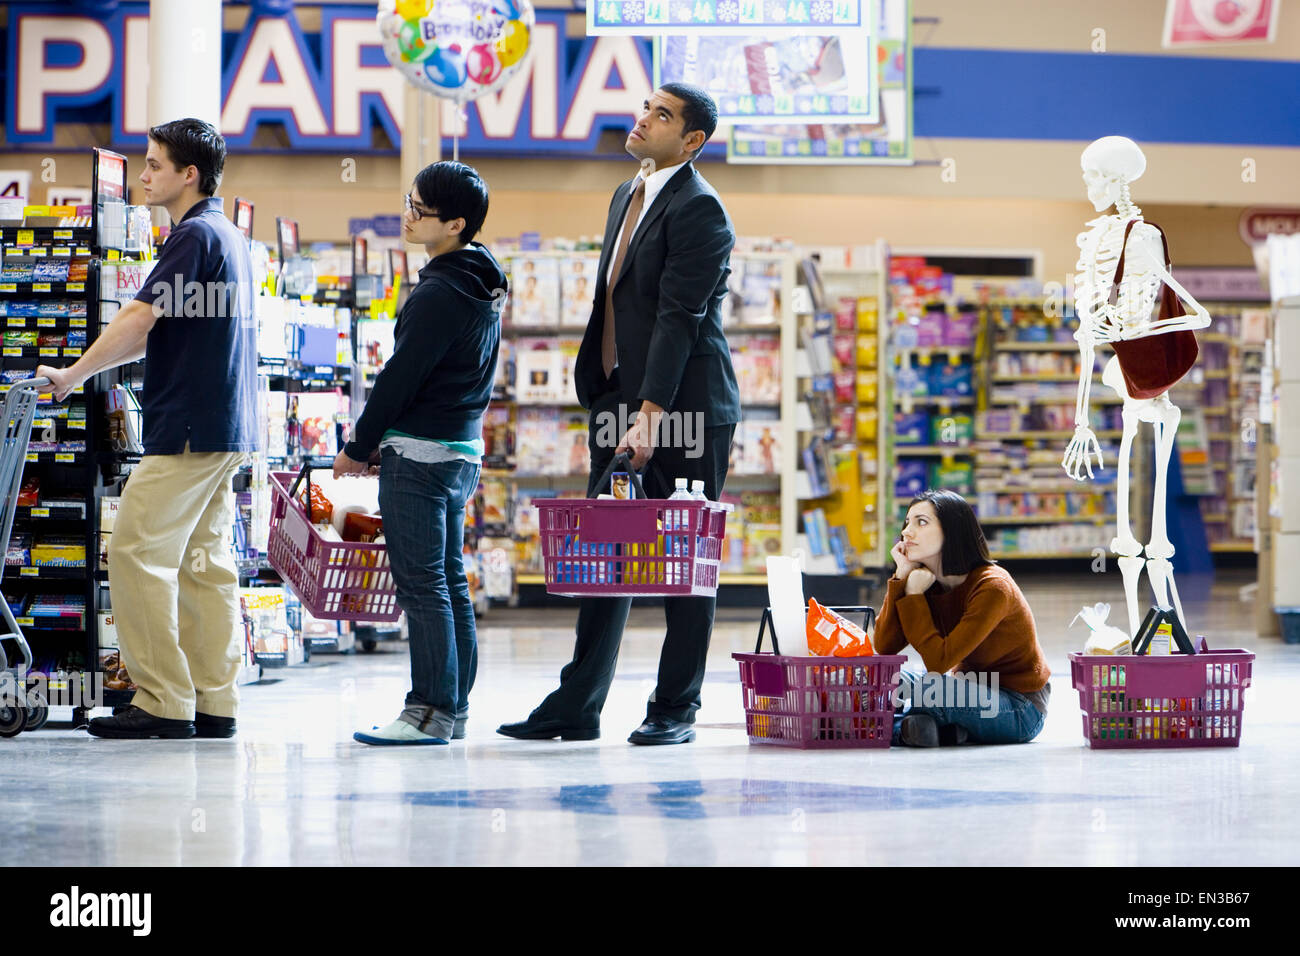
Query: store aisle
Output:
[[3, 571, 1293, 866]]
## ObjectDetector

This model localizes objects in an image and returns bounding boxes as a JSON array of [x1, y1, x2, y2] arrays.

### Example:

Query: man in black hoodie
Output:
[[334, 161, 506, 745]]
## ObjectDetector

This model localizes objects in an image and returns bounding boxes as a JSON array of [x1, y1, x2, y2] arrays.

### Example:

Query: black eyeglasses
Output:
[[403, 194, 433, 221]]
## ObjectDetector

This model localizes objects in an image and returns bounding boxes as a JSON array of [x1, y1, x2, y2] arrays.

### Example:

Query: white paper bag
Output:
[[766, 556, 809, 656]]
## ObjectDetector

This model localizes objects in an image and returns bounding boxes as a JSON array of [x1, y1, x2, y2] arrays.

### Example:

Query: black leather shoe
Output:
[[628, 715, 695, 746], [195, 712, 236, 738], [496, 717, 599, 741], [88, 706, 195, 740]]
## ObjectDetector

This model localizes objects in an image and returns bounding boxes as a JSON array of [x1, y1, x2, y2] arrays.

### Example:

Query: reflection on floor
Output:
[[3, 569, 1294, 865]]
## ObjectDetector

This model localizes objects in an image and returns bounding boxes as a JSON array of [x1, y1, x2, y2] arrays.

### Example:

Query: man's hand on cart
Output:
[[33, 365, 81, 402], [616, 401, 663, 471], [333, 449, 369, 480]]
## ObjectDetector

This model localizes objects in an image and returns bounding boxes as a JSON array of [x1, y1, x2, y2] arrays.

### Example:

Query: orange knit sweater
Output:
[[873, 563, 1051, 695]]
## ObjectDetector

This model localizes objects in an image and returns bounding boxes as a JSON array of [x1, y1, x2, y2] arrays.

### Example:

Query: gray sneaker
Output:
[[899, 714, 940, 747]]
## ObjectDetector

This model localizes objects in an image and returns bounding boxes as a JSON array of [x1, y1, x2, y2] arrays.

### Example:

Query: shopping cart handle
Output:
[[13, 377, 50, 389]]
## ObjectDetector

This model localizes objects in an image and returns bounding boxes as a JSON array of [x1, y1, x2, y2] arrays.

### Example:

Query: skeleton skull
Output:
[[1080, 136, 1147, 212]]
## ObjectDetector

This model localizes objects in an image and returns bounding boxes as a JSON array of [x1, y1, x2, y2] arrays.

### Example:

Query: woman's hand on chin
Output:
[[890, 539, 918, 581]]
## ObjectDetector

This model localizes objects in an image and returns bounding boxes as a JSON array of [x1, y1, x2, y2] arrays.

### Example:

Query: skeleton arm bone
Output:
[[1119, 233, 1212, 337], [1062, 335, 1104, 480]]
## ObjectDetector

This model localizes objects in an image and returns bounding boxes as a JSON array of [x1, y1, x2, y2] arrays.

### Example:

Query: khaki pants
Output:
[[108, 446, 247, 721]]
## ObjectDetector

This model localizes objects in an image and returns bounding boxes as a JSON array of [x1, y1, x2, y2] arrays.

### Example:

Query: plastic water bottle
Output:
[[687, 481, 707, 586], [667, 479, 691, 585]]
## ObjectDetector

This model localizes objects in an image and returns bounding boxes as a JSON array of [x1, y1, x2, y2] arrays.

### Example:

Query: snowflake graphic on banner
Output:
[[622, 0, 645, 23], [811, 0, 832, 21], [766, 0, 787, 21], [673, 1, 693, 20], [717, 0, 739, 22]]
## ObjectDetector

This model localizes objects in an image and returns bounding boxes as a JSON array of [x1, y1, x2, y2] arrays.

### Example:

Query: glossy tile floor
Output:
[[3, 569, 1296, 866]]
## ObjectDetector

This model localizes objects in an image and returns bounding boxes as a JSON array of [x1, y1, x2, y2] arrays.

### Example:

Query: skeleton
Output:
[[1061, 136, 1212, 639]]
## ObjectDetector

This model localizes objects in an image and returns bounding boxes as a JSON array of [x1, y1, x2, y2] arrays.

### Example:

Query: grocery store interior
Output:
[[1, 0, 1298, 867]]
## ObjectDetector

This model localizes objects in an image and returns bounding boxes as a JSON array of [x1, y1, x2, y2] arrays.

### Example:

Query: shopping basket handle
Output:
[[590, 451, 647, 500], [288, 461, 314, 508], [754, 605, 877, 655]]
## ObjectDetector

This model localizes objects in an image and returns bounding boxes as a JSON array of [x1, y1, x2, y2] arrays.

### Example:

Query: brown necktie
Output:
[[602, 178, 646, 378]]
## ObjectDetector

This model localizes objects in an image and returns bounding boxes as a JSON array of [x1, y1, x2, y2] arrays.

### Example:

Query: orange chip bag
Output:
[[806, 598, 875, 657], [298, 482, 334, 524]]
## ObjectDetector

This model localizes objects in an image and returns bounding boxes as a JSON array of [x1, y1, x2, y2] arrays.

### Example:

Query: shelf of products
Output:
[[0, 150, 154, 712], [781, 248, 890, 575]]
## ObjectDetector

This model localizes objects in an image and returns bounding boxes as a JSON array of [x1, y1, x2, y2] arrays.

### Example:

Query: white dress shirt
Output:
[[605, 161, 686, 286]]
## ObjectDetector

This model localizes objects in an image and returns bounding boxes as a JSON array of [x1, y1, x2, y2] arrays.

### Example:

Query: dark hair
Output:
[[905, 489, 995, 576], [148, 118, 226, 196], [658, 82, 718, 158], [413, 161, 490, 245]]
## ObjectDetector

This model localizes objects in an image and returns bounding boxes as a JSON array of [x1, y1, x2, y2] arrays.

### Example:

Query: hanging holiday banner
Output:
[[588, 0, 867, 36], [1162, 0, 1280, 47], [654, 30, 876, 125], [727, 0, 911, 164]]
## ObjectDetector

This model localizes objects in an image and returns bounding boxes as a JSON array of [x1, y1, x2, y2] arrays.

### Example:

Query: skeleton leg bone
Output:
[[1144, 399, 1184, 628], [1111, 401, 1145, 637]]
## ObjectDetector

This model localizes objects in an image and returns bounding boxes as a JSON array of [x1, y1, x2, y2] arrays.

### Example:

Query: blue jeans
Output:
[[892, 668, 1046, 745], [377, 449, 480, 739]]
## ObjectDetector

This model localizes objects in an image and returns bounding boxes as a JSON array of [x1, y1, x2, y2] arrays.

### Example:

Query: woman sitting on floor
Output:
[[873, 489, 1051, 747]]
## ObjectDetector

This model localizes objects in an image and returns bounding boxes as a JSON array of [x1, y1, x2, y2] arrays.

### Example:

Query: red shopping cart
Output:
[[534, 454, 733, 598], [267, 464, 400, 622], [0, 377, 51, 737]]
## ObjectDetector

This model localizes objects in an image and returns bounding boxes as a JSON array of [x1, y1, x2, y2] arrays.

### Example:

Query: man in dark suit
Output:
[[498, 83, 741, 745]]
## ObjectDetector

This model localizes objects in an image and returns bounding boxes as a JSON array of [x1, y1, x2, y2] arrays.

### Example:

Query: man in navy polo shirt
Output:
[[37, 118, 259, 740]]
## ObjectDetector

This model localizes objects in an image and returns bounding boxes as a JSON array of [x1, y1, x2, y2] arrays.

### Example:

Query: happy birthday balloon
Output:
[[377, 0, 534, 105]]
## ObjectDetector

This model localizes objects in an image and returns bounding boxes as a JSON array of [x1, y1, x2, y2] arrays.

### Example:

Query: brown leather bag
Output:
[[1107, 219, 1199, 400]]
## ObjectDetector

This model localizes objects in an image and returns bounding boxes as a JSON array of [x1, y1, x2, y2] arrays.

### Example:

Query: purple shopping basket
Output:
[[1068, 644, 1254, 749], [732, 606, 906, 749], [536, 496, 731, 598]]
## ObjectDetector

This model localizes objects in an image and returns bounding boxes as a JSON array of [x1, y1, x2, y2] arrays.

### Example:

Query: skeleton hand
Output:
[[1062, 425, 1104, 481]]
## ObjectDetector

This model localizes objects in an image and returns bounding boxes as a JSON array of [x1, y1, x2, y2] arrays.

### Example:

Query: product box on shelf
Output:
[[99, 648, 137, 691], [510, 257, 560, 327], [31, 537, 86, 567], [931, 413, 974, 445], [894, 411, 929, 445], [894, 460, 928, 501], [559, 256, 599, 327]]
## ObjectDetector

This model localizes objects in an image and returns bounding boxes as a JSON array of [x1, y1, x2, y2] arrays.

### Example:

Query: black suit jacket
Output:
[[575, 163, 742, 427]]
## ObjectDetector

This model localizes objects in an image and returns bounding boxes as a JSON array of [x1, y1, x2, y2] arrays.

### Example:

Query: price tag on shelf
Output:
[[64, 347, 82, 356], [3, 348, 23, 356], [37, 318, 56, 327], [49, 680, 69, 693], [30, 248, 47, 257], [16, 617, 33, 628], [106, 250, 120, 260], [31, 283, 51, 292], [67, 419, 85, 429], [55, 453, 75, 462], [0, 284, 16, 293], [16, 230, 34, 246], [32, 419, 52, 430], [75, 248, 91, 256], [918, 353, 931, 366], [24, 453, 36, 462], [20, 567, 38, 576], [53, 247, 71, 257], [70, 318, 86, 327], [30, 507, 50, 518], [66, 282, 84, 292], [7, 318, 25, 327], [949, 352, 962, 365], [54, 230, 73, 240], [39, 347, 59, 357]]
